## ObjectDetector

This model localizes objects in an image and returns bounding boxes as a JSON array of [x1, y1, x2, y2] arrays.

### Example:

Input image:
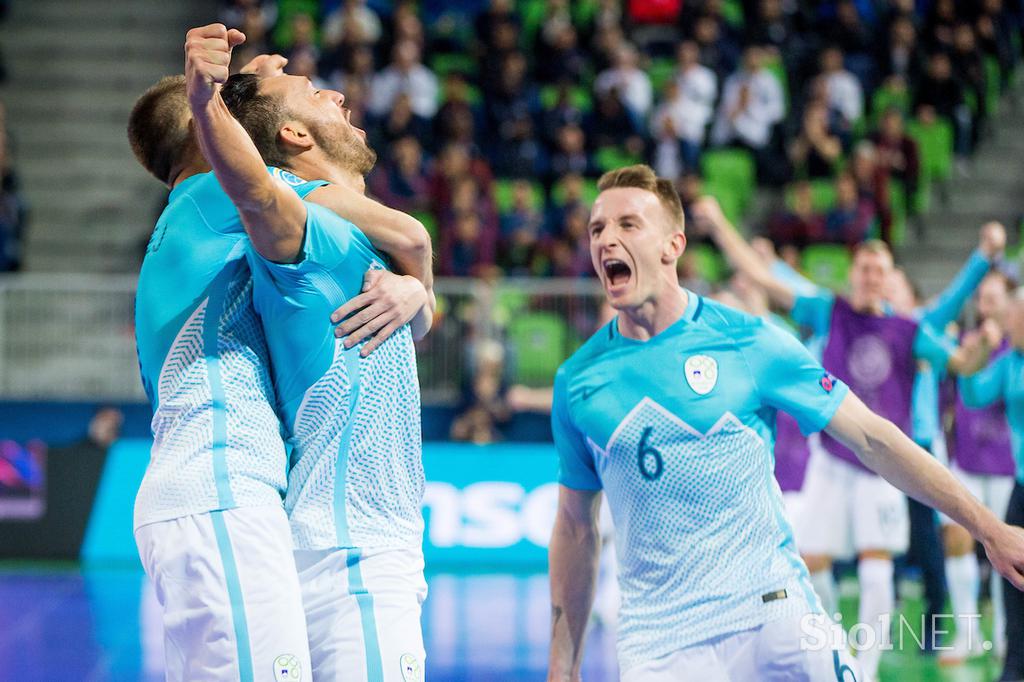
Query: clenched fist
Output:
[[979, 220, 1006, 260], [184, 23, 246, 106]]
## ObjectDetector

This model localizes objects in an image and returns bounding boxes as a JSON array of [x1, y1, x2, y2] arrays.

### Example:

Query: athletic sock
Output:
[[945, 553, 981, 653], [857, 557, 894, 679]]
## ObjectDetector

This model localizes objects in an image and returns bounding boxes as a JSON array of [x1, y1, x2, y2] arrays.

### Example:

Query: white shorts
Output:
[[939, 464, 1015, 526], [621, 612, 866, 682], [135, 505, 311, 682], [798, 448, 909, 559], [293, 546, 427, 682]]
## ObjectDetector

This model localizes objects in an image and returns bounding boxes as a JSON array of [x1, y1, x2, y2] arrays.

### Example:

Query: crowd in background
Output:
[[0, 0, 25, 274], [221, 0, 1023, 279]]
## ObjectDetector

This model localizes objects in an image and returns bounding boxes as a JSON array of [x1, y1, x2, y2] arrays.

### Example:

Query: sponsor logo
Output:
[[684, 354, 718, 395], [848, 334, 892, 389], [400, 653, 422, 682], [820, 372, 835, 393], [273, 654, 302, 681]]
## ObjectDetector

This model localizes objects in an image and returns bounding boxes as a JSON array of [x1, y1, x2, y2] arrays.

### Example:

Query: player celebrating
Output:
[[186, 25, 430, 681], [129, 53, 432, 682], [546, 166, 1024, 681], [704, 203, 1000, 677], [957, 286, 1024, 681]]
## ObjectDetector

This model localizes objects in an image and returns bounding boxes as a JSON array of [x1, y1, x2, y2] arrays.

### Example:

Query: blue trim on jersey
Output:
[[693, 295, 705, 321], [205, 263, 237, 509], [211, 511, 254, 682], [333, 347, 363, 546], [346, 549, 383, 682]]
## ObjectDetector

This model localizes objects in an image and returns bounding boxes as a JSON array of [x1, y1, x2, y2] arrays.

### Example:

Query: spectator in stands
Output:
[[428, 143, 494, 215], [329, 43, 375, 94], [548, 207, 592, 277], [952, 22, 988, 140], [878, 14, 926, 85], [484, 52, 540, 160], [475, 0, 520, 57], [650, 65, 715, 177], [322, 0, 382, 50], [451, 340, 510, 445], [850, 141, 892, 243], [368, 39, 439, 119], [824, 171, 876, 245], [372, 92, 430, 148], [435, 73, 480, 148], [367, 135, 431, 215], [220, 0, 276, 39], [389, 1, 426, 50], [536, 24, 587, 85], [589, 90, 646, 161], [871, 107, 921, 213], [594, 43, 653, 122], [498, 181, 545, 275], [823, 1, 873, 85], [924, 0, 959, 52], [914, 51, 972, 158], [281, 12, 319, 61], [548, 124, 593, 184], [764, 181, 825, 249], [0, 125, 25, 272], [540, 81, 587, 148], [493, 116, 546, 178], [788, 99, 843, 179], [287, 48, 328, 90], [691, 13, 740, 82], [546, 173, 590, 235], [711, 45, 786, 181], [675, 171, 703, 226], [439, 176, 498, 276], [977, 0, 1016, 81], [820, 46, 864, 127]]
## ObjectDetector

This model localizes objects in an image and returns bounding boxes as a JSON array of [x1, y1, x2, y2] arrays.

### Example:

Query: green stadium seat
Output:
[[539, 85, 594, 112], [702, 179, 746, 226], [648, 58, 677, 92], [701, 148, 757, 214], [518, 0, 548, 48], [762, 54, 789, 103], [551, 177, 599, 207], [507, 311, 570, 386], [801, 244, 851, 291], [411, 210, 438, 241], [870, 84, 910, 126], [887, 180, 908, 247], [431, 52, 478, 78], [594, 146, 644, 174], [908, 117, 954, 183], [493, 179, 545, 214], [785, 180, 836, 213], [721, 0, 745, 27], [688, 242, 728, 284]]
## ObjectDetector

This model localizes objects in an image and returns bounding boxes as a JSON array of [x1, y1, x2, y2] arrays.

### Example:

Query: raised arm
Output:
[[826, 391, 1024, 589], [548, 486, 602, 682], [958, 344, 1009, 409], [692, 197, 797, 311], [920, 222, 1003, 329], [185, 25, 308, 263]]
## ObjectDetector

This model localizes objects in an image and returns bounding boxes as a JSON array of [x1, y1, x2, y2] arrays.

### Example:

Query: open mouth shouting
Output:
[[602, 257, 633, 294]]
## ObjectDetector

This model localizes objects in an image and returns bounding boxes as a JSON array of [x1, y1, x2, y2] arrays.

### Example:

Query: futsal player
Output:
[[952, 276, 1022, 673], [186, 25, 430, 681], [703, 203, 1001, 677], [546, 166, 1024, 681], [129, 56, 432, 682]]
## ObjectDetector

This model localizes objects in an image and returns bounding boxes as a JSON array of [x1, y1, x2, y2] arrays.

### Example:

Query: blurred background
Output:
[[1, 0, 1024, 679]]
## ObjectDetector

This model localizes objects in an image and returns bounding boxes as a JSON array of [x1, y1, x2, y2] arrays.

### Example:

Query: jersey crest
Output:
[[684, 354, 718, 395]]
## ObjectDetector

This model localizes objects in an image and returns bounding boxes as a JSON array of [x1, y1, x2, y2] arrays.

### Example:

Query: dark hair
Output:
[[221, 73, 289, 167], [127, 75, 194, 186]]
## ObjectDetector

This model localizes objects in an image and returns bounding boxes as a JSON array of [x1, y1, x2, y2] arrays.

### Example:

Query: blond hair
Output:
[[597, 164, 685, 233]]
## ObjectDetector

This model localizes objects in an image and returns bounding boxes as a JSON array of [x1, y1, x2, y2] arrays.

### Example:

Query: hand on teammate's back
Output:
[[331, 269, 429, 357], [184, 24, 246, 106]]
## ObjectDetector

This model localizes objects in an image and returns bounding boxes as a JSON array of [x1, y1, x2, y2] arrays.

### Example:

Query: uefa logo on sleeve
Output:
[[820, 372, 836, 393]]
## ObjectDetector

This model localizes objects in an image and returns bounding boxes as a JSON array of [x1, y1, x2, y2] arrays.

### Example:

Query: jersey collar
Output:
[[168, 171, 209, 202]]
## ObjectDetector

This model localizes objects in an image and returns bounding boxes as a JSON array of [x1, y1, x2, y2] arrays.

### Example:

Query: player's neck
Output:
[[289, 156, 365, 194], [617, 285, 689, 341], [849, 293, 885, 316], [170, 158, 212, 188]]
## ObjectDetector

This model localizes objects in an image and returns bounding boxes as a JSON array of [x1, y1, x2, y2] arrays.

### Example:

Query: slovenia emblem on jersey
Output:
[[273, 654, 301, 681], [399, 653, 423, 682], [684, 354, 718, 395]]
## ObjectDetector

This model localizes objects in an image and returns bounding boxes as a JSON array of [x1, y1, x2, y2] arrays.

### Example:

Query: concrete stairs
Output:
[[0, 0, 209, 273]]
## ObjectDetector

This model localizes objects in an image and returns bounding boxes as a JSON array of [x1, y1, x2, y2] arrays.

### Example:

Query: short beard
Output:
[[309, 119, 377, 178]]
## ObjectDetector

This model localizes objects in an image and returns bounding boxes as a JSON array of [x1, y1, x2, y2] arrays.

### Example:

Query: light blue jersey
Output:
[[133, 168, 321, 530], [909, 249, 991, 447], [552, 291, 849, 671], [248, 201, 424, 552], [959, 349, 1024, 483]]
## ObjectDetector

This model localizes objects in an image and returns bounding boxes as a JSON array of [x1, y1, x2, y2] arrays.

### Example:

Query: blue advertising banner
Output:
[[82, 440, 561, 570]]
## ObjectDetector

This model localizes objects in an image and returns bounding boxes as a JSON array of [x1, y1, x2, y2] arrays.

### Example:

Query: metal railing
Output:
[[0, 273, 605, 404]]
